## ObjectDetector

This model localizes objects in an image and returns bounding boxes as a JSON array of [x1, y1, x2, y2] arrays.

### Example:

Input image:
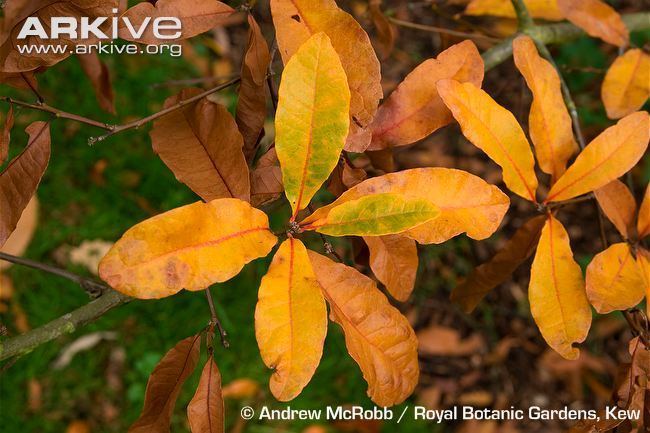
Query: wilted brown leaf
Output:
[[187, 358, 224, 433], [250, 148, 283, 208], [78, 53, 115, 114], [363, 234, 417, 302], [1, 104, 14, 165], [417, 325, 485, 357]]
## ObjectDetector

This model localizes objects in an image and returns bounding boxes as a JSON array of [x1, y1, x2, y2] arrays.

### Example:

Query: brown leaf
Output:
[[1, 104, 14, 165], [0, 196, 38, 271], [369, 0, 396, 58], [557, 0, 629, 47], [451, 216, 546, 313], [118, 0, 235, 45], [0, 121, 50, 247], [417, 325, 485, 357], [0, 71, 39, 90], [0, 1, 118, 72], [363, 235, 417, 302], [129, 335, 201, 433], [236, 15, 270, 161], [593, 180, 636, 239], [151, 88, 250, 202], [250, 148, 283, 208], [187, 358, 224, 433], [78, 53, 115, 114]]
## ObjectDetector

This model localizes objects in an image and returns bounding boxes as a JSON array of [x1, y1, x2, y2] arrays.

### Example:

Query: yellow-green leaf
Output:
[[99, 199, 277, 299], [301, 168, 509, 244], [513, 35, 577, 181], [255, 238, 327, 401], [364, 235, 418, 302], [546, 111, 649, 203], [304, 193, 440, 237], [437, 79, 538, 202], [308, 251, 419, 406], [529, 215, 592, 360], [275, 32, 350, 216], [602, 49, 650, 119], [586, 243, 645, 313]]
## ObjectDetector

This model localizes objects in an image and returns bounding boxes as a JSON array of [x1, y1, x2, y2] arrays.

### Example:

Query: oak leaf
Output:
[[255, 238, 327, 401], [528, 215, 592, 360], [593, 180, 636, 239], [363, 235, 418, 302], [187, 358, 224, 433], [437, 79, 538, 202], [99, 199, 277, 299], [275, 33, 350, 216], [546, 111, 649, 203], [602, 49, 650, 119], [308, 251, 419, 406], [557, 0, 629, 47]]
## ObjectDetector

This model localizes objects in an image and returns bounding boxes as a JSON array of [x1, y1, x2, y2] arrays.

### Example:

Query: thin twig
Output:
[[388, 16, 500, 42], [0, 97, 113, 130], [204, 288, 229, 348]]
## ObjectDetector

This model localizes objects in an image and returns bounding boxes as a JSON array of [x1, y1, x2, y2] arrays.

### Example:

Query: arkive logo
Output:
[[17, 8, 182, 41]]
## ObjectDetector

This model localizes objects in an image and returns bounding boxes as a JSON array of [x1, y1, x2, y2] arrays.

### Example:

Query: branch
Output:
[[387, 16, 500, 42], [0, 97, 113, 130]]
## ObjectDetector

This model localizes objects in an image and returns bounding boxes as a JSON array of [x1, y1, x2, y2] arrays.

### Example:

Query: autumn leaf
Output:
[[368, 40, 484, 150], [129, 335, 201, 433], [513, 35, 577, 181], [271, 0, 382, 152], [546, 111, 649, 203], [118, 0, 234, 45], [0, 196, 38, 272], [255, 238, 327, 401], [451, 215, 546, 313], [637, 249, 650, 313], [150, 88, 250, 202], [275, 33, 350, 216], [638, 185, 650, 239], [363, 235, 418, 302], [250, 148, 283, 208], [0, 71, 38, 91], [78, 53, 115, 114], [99, 199, 277, 299], [304, 193, 440, 237], [187, 358, 224, 433], [302, 168, 509, 244], [586, 243, 645, 313], [308, 251, 419, 406], [465, 0, 563, 20], [236, 15, 270, 161], [369, 0, 397, 58], [602, 49, 650, 119], [528, 215, 592, 360], [437, 79, 538, 202], [593, 180, 636, 239], [0, 105, 13, 165], [557, 0, 629, 47], [0, 121, 50, 247]]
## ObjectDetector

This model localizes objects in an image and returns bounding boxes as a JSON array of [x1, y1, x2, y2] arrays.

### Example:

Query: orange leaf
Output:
[[187, 358, 224, 433], [302, 168, 509, 244], [236, 15, 270, 160], [308, 251, 419, 407], [637, 248, 650, 315], [255, 238, 327, 401], [150, 88, 250, 202], [593, 180, 636, 239], [465, 0, 563, 21], [586, 243, 645, 313], [602, 49, 650, 119], [368, 40, 484, 150], [546, 112, 649, 203], [363, 235, 418, 302], [0, 121, 50, 247], [129, 335, 201, 433], [437, 79, 538, 201], [451, 215, 546, 313], [368, 0, 396, 58], [99, 199, 277, 299], [638, 185, 650, 239], [529, 215, 591, 360], [513, 35, 577, 180], [270, 0, 382, 152], [557, 0, 629, 47]]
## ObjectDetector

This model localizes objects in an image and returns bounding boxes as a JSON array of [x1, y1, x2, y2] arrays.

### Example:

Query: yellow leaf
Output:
[[308, 251, 419, 406], [529, 215, 591, 360], [546, 112, 649, 203], [602, 49, 650, 119], [271, 0, 381, 152], [275, 33, 350, 216], [638, 185, 650, 239], [364, 235, 418, 302], [304, 193, 440, 237], [301, 168, 509, 244], [437, 79, 538, 202], [593, 180, 636, 239], [368, 40, 484, 150], [513, 35, 577, 181], [586, 243, 645, 313], [99, 199, 277, 299], [557, 0, 629, 47], [465, 0, 563, 20], [255, 238, 327, 401]]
